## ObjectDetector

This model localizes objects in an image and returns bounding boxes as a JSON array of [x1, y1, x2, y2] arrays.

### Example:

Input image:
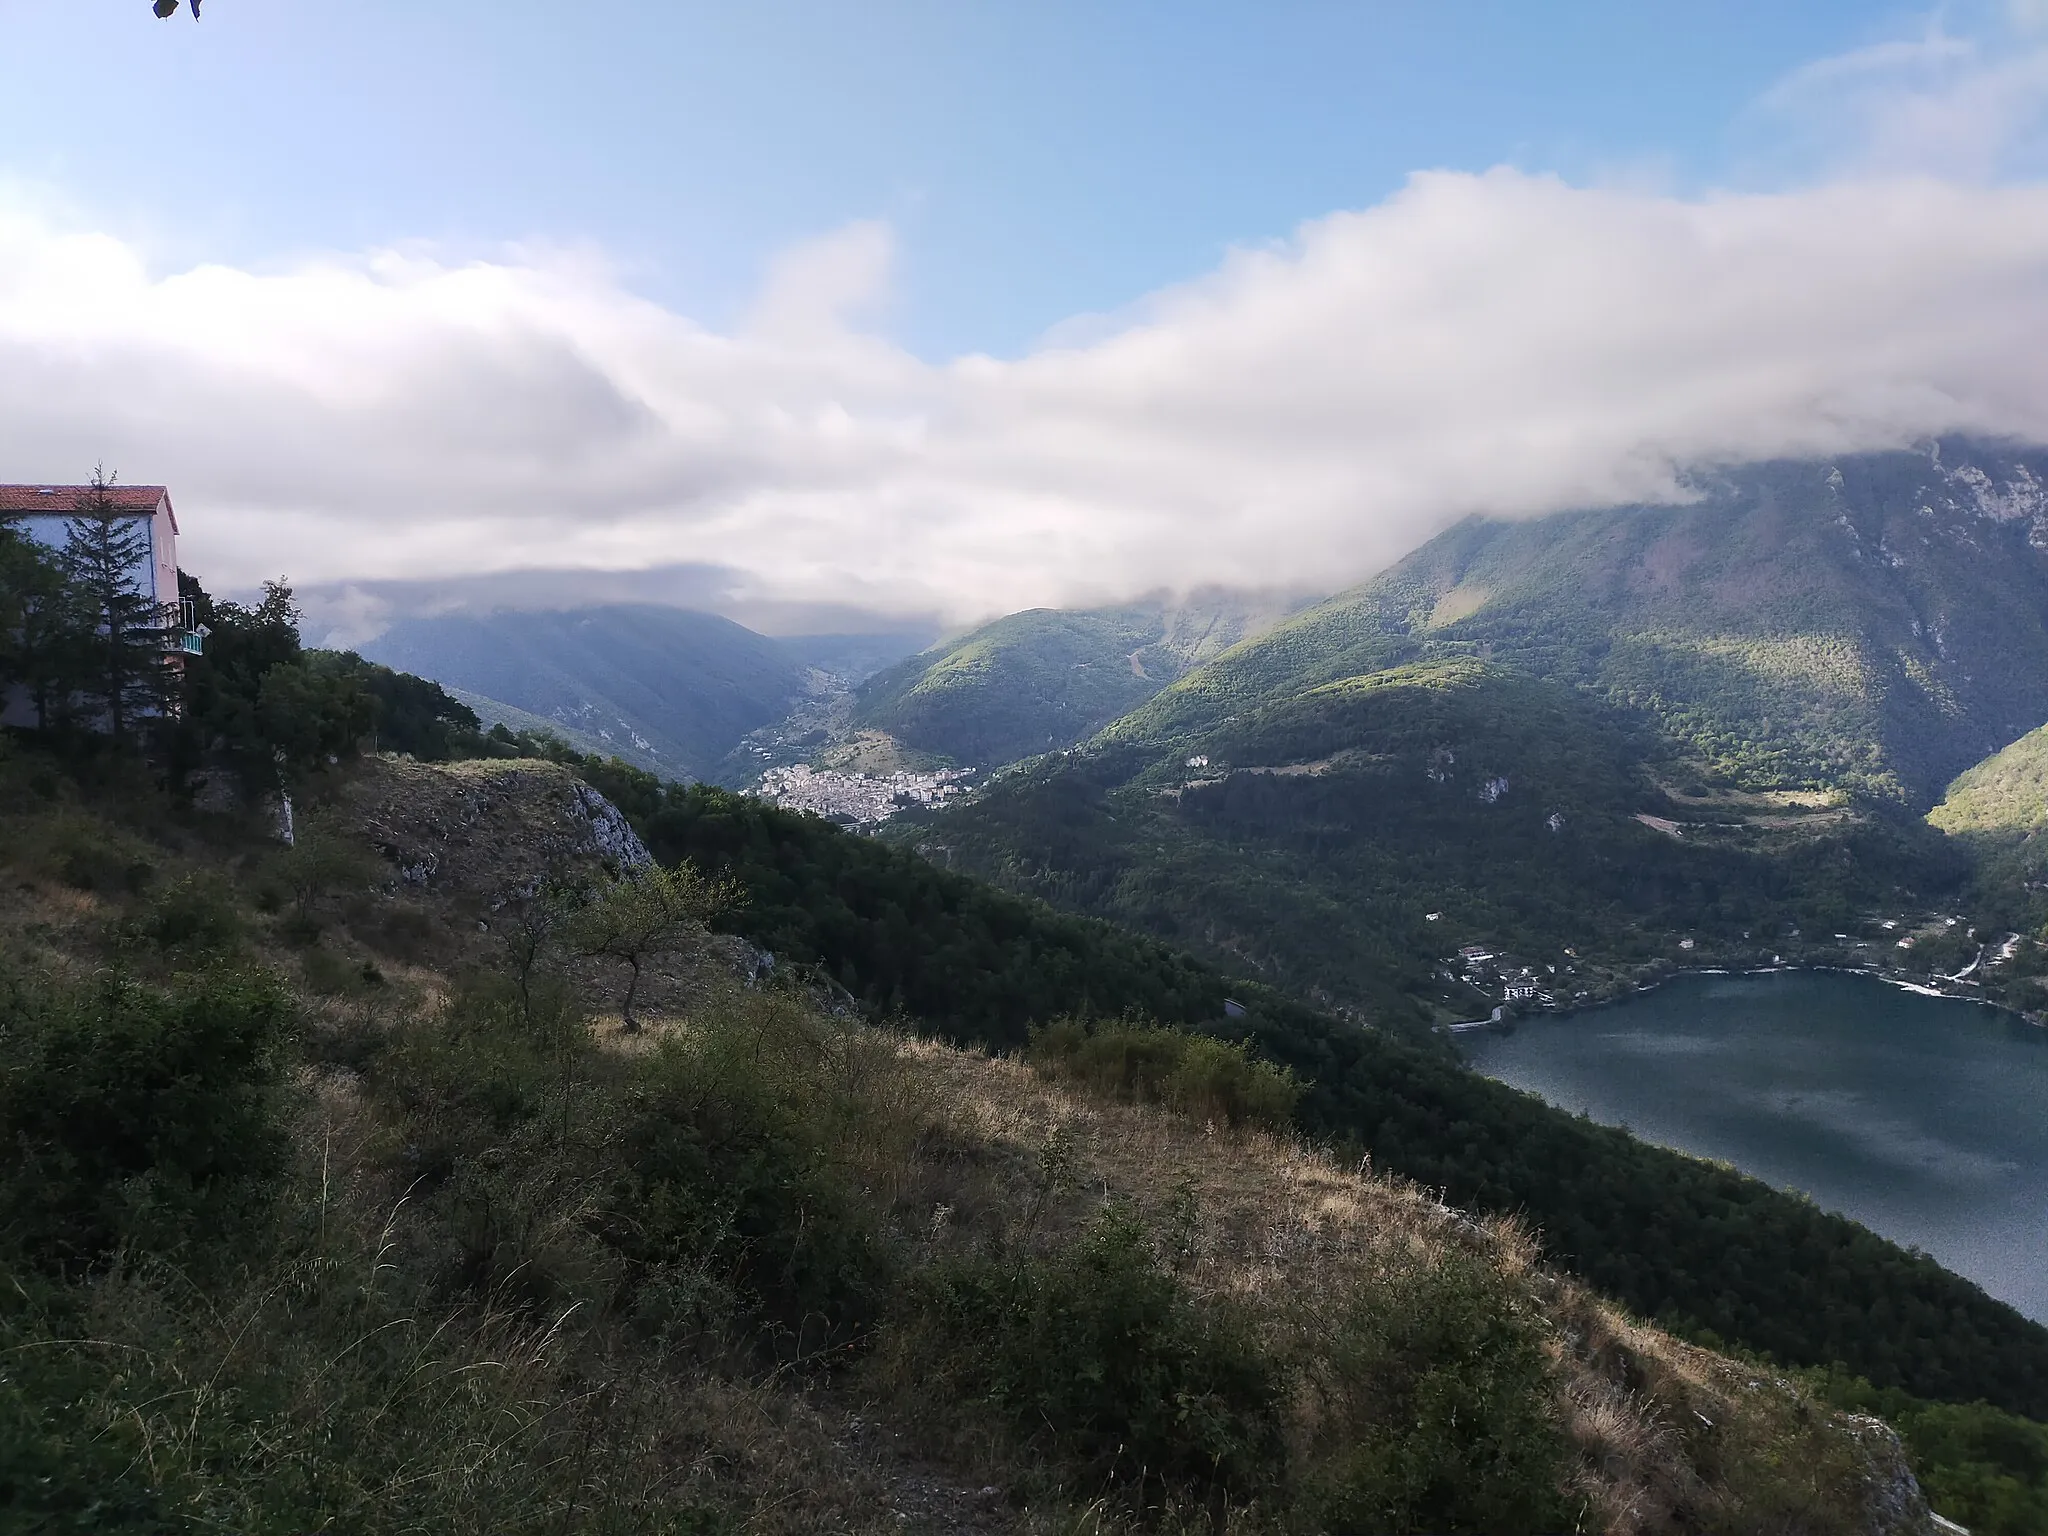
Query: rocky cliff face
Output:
[[343, 756, 650, 901]]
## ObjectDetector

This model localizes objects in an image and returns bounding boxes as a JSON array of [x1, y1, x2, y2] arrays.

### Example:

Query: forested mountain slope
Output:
[[1931, 721, 2048, 855], [851, 588, 1308, 768], [1927, 727, 2048, 1013], [1116, 439, 2048, 807], [901, 657, 1956, 1019]]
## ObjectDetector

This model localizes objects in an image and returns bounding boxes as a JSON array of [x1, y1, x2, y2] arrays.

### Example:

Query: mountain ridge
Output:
[[851, 589, 1313, 768], [1109, 439, 2048, 807]]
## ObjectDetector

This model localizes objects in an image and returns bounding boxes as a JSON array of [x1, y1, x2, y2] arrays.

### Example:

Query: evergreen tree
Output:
[[60, 468, 174, 743]]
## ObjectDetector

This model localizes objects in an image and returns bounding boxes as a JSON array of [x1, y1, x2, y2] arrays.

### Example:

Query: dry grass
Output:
[[858, 1042, 1931, 1535]]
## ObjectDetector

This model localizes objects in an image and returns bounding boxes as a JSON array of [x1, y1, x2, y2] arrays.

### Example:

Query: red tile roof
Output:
[[0, 484, 170, 514]]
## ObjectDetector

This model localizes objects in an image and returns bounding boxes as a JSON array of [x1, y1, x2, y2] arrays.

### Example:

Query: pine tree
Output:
[[60, 467, 174, 743]]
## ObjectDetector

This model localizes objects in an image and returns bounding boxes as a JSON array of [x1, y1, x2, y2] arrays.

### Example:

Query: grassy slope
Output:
[[359, 604, 813, 779], [852, 590, 1305, 768], [0, 748, 1967, 1534]]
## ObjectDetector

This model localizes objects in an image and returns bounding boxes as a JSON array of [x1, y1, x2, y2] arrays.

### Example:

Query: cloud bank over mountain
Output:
[[5, 159, 2048, 623]]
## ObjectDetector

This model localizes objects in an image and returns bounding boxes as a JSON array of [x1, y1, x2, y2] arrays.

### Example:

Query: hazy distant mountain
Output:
[[850, 590, 1314, 768], [358, 605, 929, 780]]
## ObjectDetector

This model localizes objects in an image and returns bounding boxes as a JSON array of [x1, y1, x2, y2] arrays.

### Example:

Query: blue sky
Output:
[[3, 2, 2048, 626], [4, 2, 1930, 357]]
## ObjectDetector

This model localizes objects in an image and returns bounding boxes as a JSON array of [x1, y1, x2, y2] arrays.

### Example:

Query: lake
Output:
[[1458, 970, 2048, 1323]]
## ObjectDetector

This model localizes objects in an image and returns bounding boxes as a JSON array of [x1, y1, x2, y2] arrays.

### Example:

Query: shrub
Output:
[[0, 967, 294, 1267], [1029, 1017, 1299, 1130], [906, 1203, 1283, 1500], [373, 978, 887, 1359], [1297, 1249, 1577, 1534], [17, 814, 158, 896], [602, 1007, 889, 1361], [299, 943, 383, 997], [264, 812, 379, 926], [128, 873, 244, 954], [0, 1285, 173, 1533]]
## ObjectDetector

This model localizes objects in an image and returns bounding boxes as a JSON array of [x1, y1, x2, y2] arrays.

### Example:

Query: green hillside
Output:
[[0, 747, 2011, 1532], [1928, 725, 2048, 1014], [1931, 722, 2048, 851], [1116, 441, 2048, 808], [852, 589, 1305, 767]]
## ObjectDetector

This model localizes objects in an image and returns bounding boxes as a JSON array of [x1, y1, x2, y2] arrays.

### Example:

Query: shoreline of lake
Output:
[[1557, 962, 2040, 1027]]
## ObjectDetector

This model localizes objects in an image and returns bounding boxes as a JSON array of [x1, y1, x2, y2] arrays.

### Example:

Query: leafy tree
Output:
[[569, 864, 732, 1031], [496, 871, 578, 1027], [59, 469, 174, 745], [177, 577, 376, 794], [267, 810, 379, 927], [303, 650, 481, 760], [0, 506, 28, 692]]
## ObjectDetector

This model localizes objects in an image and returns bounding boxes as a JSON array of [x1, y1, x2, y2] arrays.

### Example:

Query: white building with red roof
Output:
[[1, 483, 190, 729], [0, 483, 182, 609]]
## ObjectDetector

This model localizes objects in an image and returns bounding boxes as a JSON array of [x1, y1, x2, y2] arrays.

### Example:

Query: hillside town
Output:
[[753, 762, 975, 826]]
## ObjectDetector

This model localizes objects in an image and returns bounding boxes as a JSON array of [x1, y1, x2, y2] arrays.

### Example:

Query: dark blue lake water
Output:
[[1459, 970, 2048, 1322]]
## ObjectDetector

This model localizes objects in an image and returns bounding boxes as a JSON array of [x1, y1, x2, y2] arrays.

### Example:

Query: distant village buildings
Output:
[[755, 762, 974, 827]]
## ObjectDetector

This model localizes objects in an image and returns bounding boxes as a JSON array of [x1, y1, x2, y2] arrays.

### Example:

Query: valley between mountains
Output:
[[367, 439, 2048, 1031]]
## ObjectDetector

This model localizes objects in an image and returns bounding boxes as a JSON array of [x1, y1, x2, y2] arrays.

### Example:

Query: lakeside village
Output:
[[1442, 914, 2046, 1034], [753, 762, 976, 826]]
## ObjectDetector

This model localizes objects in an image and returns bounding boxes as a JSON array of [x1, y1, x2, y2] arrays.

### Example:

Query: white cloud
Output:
[[745, 220, 896, 342], [3, 167, 2048, 629], [1742, 11, 2048, 182]]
